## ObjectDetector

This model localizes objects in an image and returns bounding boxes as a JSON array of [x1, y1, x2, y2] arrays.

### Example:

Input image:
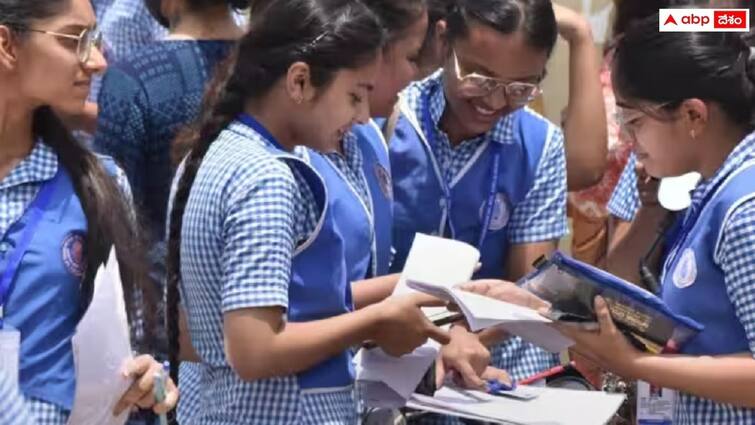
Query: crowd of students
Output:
[[0, 0, 754, 424]]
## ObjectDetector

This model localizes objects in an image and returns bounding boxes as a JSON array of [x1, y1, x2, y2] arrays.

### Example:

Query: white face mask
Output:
[[658, 172, 702, 211]]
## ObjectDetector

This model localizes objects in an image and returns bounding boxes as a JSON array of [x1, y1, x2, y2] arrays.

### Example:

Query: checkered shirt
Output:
[[323, 132, 373, 217], [664, 133, 755, 424], [607, 153, 641, 222], [400, 74, 565, 425], [176, 120, 355, 424], [401, 72, 568, 244]]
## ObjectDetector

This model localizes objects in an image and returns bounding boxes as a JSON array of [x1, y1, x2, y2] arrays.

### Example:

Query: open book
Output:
[[397, 233, 573, 353]]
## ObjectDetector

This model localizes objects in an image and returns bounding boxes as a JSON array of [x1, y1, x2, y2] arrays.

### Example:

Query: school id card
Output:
[[637, 380, 676, 425]]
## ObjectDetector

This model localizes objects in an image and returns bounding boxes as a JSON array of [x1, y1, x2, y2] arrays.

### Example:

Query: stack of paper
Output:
[[399, 234, 573, 353], [354, 342, 439, 408], [67, 248, 133, 425], [407, 386, 625, 425]]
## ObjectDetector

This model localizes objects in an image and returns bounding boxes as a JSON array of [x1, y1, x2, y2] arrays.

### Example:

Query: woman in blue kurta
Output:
[[554, 15, 755, 424], [389, 0, 567, 387], [164, 1, 450, 423], [0, 0, 177, 423]]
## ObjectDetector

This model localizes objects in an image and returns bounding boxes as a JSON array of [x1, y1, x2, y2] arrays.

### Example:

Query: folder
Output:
[[519, 251, 704, 353]]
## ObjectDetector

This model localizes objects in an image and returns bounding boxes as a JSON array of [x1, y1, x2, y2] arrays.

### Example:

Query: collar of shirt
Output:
[[0, 142, 58, 191], [229, 120, 309, 161], [688, 130, 755, 211], [422, 73, 517, 149]]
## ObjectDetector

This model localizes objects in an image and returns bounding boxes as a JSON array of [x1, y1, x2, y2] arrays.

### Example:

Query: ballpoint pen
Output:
[[154, 361, 169, 425]]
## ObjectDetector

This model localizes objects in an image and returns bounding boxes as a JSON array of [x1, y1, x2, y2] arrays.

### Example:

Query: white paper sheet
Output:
[[67, 248, 133, 425], [354, 341, 439, 404], [407, 386, 625, 425]]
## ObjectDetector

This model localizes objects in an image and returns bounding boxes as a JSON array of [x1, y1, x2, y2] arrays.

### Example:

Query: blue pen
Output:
[[487, 378, 517, 394], [154, 361, 169, 425]]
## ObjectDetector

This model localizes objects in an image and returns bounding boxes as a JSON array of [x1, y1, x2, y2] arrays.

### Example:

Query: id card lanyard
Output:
[[0, 170, 61, 328], [0, 168, 60, 386], [421, 91, 502, 250]]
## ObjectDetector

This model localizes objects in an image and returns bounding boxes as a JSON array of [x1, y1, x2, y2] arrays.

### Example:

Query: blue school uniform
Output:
[[315, 121, 394, 282], [177, 115, 359, 425], [659, 133, 755, 424], [388, 74, 567, 424], [0, 142, 131, 425]]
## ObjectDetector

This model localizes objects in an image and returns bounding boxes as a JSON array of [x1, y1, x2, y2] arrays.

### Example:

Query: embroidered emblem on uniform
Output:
[[374, 164, 393, 200], [673, 248, 697, 289], [481, 193, 510, 231], [61, 231, 86, 278]]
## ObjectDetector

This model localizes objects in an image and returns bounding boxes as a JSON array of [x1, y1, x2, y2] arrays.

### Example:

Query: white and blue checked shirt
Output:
[[404, 73, 569, 244], [324, 132, 373, 216], [664, 133, 755, 425], [607, 153, 640, 222], [0, 370, 33, 425], [177, 121, 357, 424], [0, 142, 131, 425], [401, 74, 565, 425]]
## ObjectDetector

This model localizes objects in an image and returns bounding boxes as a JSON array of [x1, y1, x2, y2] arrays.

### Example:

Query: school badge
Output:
[[673, 248, 697, 289], [480, 193, 510, 231], [374, 164, 393, 200], [62, 231, 86, 278]]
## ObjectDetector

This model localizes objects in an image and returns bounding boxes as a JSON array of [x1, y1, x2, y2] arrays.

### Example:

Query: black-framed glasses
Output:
[[452, 49, 543, 107], [27, 27, 103, 65]]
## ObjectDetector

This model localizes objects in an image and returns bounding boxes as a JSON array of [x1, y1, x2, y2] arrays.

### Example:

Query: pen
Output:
[[361, 313, 465, 350], [518, 361, 575, 385], [154, 361, 169, 425], [487, 378, 517, 393]]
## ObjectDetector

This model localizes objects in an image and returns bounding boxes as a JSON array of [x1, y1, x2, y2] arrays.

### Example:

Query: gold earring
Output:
[[295, 95, 303, 104]]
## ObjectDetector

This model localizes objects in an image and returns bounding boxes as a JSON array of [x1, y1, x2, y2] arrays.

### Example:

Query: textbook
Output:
[[397, 233, 573, 353], [519, 252, 704, 354]]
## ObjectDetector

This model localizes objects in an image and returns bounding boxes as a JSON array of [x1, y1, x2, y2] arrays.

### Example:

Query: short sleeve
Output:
[[220, 161, 299, 313], [608, 154, 641, 222], [716, 199, 755, 357], [508, 126, 568, 244]]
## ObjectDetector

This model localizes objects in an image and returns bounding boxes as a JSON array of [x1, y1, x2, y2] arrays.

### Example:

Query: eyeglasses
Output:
[[615, 102, 675, 139], [452, 49, 542, 107], [27, 27, 103, 65]]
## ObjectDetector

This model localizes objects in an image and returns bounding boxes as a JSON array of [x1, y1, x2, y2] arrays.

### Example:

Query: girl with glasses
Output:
[[0, 0, 178, 423], [557, 14, 755, 424], [387, 0, 567, 405]]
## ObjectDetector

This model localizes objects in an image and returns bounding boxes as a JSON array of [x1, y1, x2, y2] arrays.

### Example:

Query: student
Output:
[[0, 0, 178, 423], [554, 16, 755, 424], [164, 0, 450, 423], [389, 0, 566, 385], [312, 0, 501, 399], [411, 1, 607, 192]]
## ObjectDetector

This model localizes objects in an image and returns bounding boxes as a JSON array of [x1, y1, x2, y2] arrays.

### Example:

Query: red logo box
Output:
[[714, 10, 748, 29]]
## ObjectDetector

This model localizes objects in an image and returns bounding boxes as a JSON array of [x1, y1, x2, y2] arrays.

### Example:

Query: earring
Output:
[[690, 130, 697, 139], [295, 95, 303, 104]]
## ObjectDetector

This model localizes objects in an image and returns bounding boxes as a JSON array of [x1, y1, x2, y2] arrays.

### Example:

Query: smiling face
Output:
[[1, 0, 106, 115], [298, 56, 381, 152], [442, 22, 547, 138]]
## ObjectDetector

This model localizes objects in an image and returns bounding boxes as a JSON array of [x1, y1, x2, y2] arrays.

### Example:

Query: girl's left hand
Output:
[[554, 296, 642, 379], [113, 355, 179, 416]]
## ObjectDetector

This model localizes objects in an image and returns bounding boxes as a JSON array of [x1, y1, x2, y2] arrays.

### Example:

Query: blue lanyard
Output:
[[421, 91, 502, 250], [237, 113, 287, 151], [0, 169, 62, 328]]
